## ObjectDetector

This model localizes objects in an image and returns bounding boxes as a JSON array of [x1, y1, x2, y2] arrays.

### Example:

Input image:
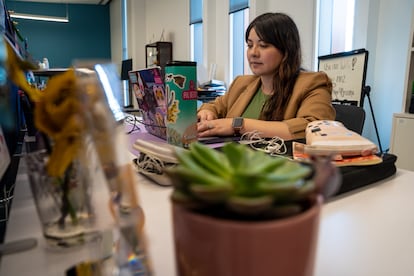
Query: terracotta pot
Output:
[[172, 196, 323, 276]]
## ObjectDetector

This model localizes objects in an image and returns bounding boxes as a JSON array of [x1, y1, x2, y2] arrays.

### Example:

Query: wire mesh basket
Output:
[[0, 182, 14, 223]]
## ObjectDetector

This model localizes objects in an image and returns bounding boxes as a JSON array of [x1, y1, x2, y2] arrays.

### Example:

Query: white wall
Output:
[[356, 0, 414, 152], [254, 0, 317, 70], [110, 0, 122, 69], [111, 0, 189, 71], [127, 0, 146, 71], [127, 0, 189, 71], [203, 0, 230, 84]]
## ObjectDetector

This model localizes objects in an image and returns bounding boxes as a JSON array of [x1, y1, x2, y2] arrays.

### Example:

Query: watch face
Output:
[[233, 117, 243, 128]]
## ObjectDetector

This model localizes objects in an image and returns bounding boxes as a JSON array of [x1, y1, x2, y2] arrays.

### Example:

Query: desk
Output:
[[315, 169, 414, 276], [1, 137, 413, 275]]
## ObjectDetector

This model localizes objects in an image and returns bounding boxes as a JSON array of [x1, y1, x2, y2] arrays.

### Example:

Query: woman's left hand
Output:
[[197, 118, 234, 137]]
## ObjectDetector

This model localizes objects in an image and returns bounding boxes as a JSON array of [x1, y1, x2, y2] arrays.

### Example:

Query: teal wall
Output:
[[5, 1, 110, 68]]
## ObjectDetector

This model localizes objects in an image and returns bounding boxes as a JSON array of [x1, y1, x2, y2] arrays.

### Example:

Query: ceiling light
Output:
[[8, 4, 69, 23], [10, 13, 69, 23]]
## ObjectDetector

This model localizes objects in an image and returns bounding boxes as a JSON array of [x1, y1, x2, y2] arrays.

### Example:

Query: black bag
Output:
[[282, 140, 398, 195], [335, 153, 397, 195]]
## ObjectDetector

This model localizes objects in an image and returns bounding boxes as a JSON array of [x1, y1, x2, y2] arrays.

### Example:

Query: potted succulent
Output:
[[164, 141, 340, 276]]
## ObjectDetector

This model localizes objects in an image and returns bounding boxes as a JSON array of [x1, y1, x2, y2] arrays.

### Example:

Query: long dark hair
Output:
[[245, 13, 302, 120]]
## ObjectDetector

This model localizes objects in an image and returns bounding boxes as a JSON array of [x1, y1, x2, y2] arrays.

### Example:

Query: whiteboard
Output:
[[318, 49, 368, 107]]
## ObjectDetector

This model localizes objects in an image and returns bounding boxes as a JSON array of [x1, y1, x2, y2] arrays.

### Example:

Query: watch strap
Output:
[[232, 117, 244, 136]]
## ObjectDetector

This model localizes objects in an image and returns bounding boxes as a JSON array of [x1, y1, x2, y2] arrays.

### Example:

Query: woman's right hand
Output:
[[197, 109, 217, 121]]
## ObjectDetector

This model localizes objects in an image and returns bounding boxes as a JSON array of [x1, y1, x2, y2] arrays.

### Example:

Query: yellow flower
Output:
[[4, 38, 41, 101], [34, 69, 85, 177], [3, 37, 85, 177]]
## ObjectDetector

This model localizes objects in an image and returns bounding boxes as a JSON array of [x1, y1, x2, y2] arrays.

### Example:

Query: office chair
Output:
[[333, 104, 366, 134]]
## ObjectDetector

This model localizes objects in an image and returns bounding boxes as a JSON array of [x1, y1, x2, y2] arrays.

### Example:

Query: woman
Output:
[[197, 12, 335, 140]]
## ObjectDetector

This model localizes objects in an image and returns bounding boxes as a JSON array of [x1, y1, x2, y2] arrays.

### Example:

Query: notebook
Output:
[[128, 67, 167, 139]]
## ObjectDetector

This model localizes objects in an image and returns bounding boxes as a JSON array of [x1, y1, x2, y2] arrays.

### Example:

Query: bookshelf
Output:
[[145, 42, 172, 74]]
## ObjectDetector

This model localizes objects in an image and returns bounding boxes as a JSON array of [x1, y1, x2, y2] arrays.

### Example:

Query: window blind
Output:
[[229, 0, 249, 14], [190, 0, 202, 24]]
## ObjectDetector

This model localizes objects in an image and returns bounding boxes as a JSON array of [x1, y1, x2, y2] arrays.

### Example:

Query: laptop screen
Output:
[[128, 67, 167, 140]]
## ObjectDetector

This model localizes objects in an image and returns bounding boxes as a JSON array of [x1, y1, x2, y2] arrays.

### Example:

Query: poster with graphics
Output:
[[318, 49, 368, 107], [0, 125, 10, 179]]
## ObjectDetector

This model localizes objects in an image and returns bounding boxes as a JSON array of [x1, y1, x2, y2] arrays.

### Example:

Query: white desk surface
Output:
[[1, 155, 414, 276]]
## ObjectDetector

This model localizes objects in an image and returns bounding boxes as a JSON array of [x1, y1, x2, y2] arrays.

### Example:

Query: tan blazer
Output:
[[199, 71, 336, 139]]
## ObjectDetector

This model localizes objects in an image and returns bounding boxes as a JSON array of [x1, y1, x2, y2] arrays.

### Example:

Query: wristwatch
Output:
[[232, 117, 244, 136]]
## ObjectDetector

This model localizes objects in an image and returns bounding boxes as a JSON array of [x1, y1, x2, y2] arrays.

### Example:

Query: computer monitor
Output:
[[121, 58, 133, 80], [120, 59, 133, 107]]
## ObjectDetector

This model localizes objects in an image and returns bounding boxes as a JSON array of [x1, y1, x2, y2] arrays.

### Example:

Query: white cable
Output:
[[134, 153, 165, 175], [239, 130, 287, 156], [267, 136, 287, 156], [239, 130, 266, 145]]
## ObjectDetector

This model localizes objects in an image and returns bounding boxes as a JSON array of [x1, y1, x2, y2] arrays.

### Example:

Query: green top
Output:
[[242, 88, 269, 119]]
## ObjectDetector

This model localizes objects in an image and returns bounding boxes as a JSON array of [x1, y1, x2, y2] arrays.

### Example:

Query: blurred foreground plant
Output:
[[165, 142, 324, 219]]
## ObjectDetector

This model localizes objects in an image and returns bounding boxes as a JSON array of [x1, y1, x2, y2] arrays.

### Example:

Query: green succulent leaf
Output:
[[227, 195, 274, 215], [221, 142, 247, 171], [188, 142, 232, 179], [171, 189, 204, 209], [238, 157, 286, 177], [173, 147, 201, 170], [257, 179, 304, 194], [190, 183, 232, 203], [222, 142, 264, 172], [164, 166, 226, 187], [293, 180, 316, 200], [260, 161, 312, 183], [171, 189, 193, 203], [166, 142, 316, 218]]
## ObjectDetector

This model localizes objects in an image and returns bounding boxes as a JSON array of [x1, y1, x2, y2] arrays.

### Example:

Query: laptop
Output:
[[128, 66, 239, 145], [128, 67, 167, 139]]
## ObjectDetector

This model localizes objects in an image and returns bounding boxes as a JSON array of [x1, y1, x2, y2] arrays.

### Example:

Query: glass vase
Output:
[[25, 149, 97, 249]]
